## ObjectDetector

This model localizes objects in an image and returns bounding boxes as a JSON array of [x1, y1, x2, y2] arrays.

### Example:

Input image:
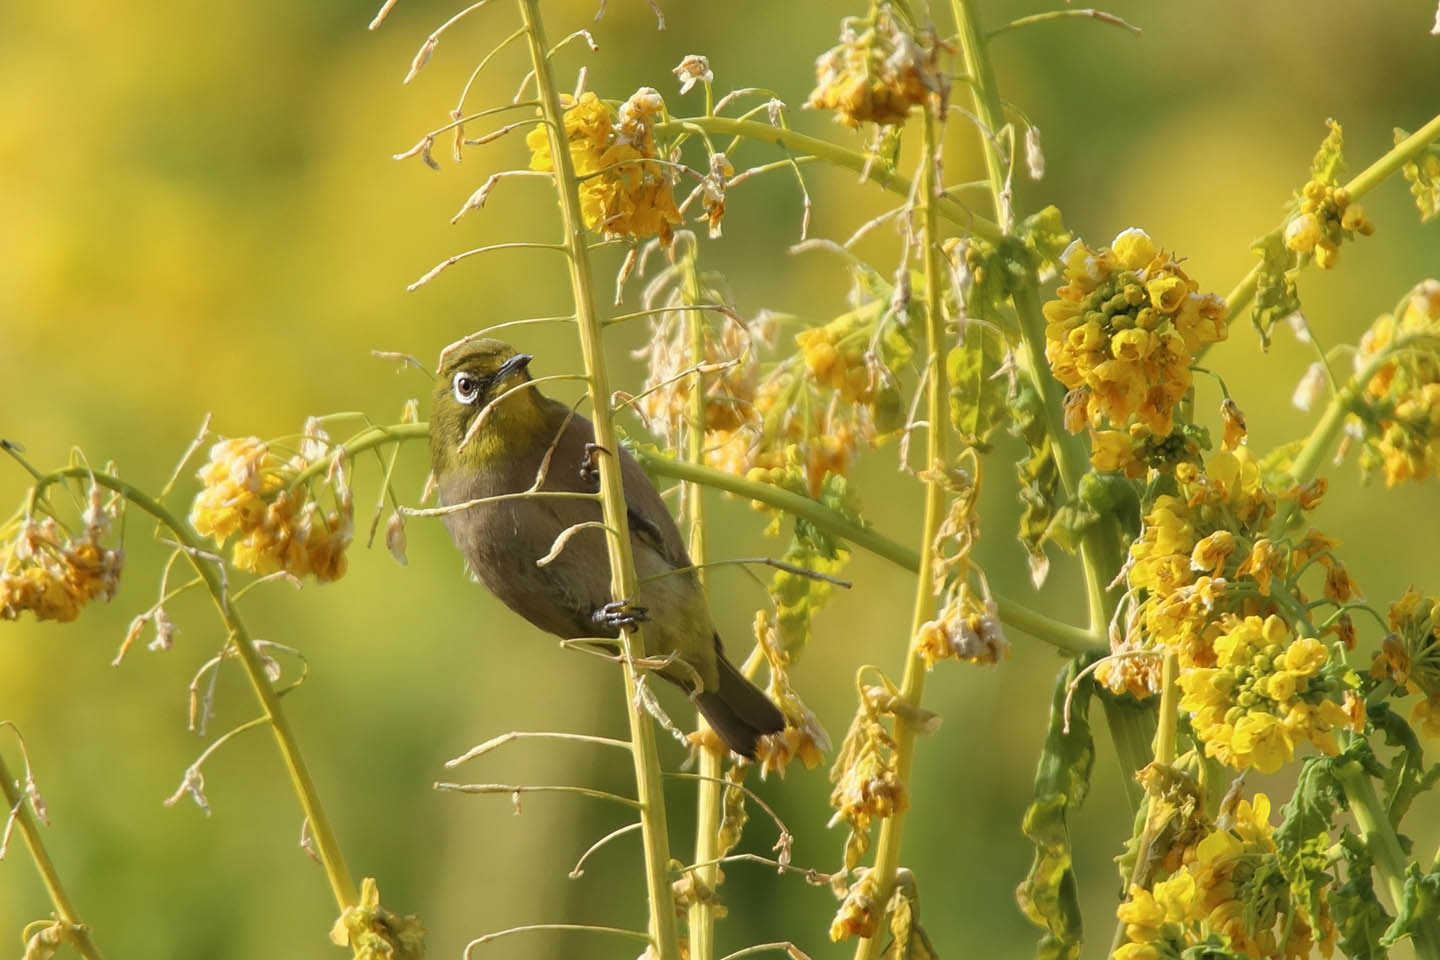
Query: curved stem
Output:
[[0, 747, 104, 960], [652, 116, 1001, 243], [851, 96, 948, 960], [1270, 331, 1440, 537], [1334, 761, 1440, 960], [630, 448, 1100, 656], [29, 469, 359, 917], [1221, 111, 1440, 328], [515, 2, 679, 957]]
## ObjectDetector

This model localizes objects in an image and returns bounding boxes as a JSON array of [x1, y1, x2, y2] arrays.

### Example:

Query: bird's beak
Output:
[[496, 353, 533, 382]]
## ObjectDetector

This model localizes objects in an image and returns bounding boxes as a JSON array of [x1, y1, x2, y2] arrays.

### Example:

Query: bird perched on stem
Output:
[[429, 338, 785, 757]]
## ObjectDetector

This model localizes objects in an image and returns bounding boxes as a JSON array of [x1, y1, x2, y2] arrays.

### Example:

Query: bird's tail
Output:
[[694, 651, 786, 759]]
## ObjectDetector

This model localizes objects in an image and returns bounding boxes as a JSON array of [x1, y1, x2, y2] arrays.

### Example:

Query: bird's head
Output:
[[430, 339, 541, 474]]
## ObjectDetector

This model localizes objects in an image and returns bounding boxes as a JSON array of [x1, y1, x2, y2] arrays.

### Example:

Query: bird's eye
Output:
[[452, 372, 481, 405]]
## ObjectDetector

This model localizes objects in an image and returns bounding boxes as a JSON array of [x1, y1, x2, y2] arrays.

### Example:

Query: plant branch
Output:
[[653, 116, 1002, 243], [851, 93, 948, 960], [25, 469, 360, 921], [516, 1, 680, 956], [1334, 760, 1440, 960], [0, 737, 104, 960], [1222, 111, 1440, 329]]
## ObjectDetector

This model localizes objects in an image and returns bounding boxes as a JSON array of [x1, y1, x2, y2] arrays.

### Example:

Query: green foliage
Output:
[[1274, 754, 1347, 922], [1249, 231, 1301, 348], [1016, 660, 1095, 960], [1394, 127, 1440, 222], [946, 325, 1008, 449], [1332, 829, 1393, 960]]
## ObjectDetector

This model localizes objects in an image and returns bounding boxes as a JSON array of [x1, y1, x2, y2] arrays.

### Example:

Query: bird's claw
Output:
[[594, 599, 649, 630], [580, 442, 609, 486]]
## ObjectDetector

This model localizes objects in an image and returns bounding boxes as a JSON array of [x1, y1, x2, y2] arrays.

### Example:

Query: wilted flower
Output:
[[807, 5, 934, 128], [672, 54, 712, 95], [526, 89, 682, 244], [0, 487, 124, 624], [190, 435, 352, 582]]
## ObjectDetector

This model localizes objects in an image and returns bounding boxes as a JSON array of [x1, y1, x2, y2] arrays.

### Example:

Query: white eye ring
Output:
[[452, 371, 481, 405]]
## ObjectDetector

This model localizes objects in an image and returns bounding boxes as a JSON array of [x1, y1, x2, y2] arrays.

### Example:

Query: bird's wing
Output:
[[537, 400, 693, 571]]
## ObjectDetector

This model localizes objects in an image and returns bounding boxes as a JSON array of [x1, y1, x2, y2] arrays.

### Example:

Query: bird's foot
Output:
[[580, 442, 609, 486], [593, 599, 649, 630]]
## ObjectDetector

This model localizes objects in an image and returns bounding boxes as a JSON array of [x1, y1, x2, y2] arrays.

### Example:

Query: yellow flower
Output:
[[808, 7, 933, 128], [190, 434, 352, 582], [0, 483, 124, 624], [526, 89, 681, 244], [1043, 229, 1227, 432]]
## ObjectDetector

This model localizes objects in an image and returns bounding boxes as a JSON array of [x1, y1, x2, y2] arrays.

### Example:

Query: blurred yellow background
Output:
[[3, 1, 1439, 957]]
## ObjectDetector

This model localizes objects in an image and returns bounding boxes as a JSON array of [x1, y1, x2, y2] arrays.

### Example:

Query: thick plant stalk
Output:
[[0, 746, 104, 960], [515, 2, 680, 957], [851, 97, 949, 960], [951, 0, 1150, 811], [1334, 763, 1440, 960]]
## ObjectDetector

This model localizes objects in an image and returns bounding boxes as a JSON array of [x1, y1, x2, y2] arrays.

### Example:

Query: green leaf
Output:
[[1331, 828, 1393, 960], [1381, 863, 1440, 947], [946, 324, 1008, 449], [1273, 756, 1346, 923], [1311, 118, 1348, 184], [1015, 660, 1095, 960], [1249, 231, 1301, 349], [1395, 127, 1440, 223], [1011, 381, 1063, 574], [1370, 702, 1440, 831]]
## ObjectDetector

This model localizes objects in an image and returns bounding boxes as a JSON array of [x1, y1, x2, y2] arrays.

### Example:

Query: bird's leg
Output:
[[580, 442, 610, 486], [593, 598, 649, 630]]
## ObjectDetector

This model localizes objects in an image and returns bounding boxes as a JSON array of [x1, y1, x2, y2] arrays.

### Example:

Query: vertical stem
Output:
[[851, 97, 949, 960], [0, 749, 104, 960], [515, 3, 679, 957], [1335, 761, 1440, 960], [952, 0, 1148, 810], [680, 251, 722, 960]]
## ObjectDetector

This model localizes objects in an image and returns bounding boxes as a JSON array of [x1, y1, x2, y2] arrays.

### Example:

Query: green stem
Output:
[[630, 448, 1100, 656], [680, 249, 722, 960], [0, 746, 104, 960], [652, 116, 1002, 243], [951, 0, 1145, 809], [28, 469, 360, 920], [516, 2, 678, 957], [1335, 760, 1440, 960], [1222, 111, 1440, 328], [1270, 330, 1440, 537], [851, 94, 949, 960]]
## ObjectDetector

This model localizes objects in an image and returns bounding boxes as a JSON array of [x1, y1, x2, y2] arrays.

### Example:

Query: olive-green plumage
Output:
[[429, 338, 784, 757]]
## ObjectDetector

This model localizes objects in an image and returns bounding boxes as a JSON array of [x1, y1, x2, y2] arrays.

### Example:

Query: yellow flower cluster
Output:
[[190, 436, 352, 582], [1370, 590, 1440, 737], [1100, 449, 1357, 720], [1177, 614, 1359, 773], [796, 313, 878, 405], [526, 89, 681, 244], [1284, 179, 1374, 269], [1044, 228, 1228, 436], [1115, 794, 1335, 960], [808, 5, 932, 128], [1, 484, 123, 623], [1350, 280, 1440, 485], [829, 691, 909, 873]]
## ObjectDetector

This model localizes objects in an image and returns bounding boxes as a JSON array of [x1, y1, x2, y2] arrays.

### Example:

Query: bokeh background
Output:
[[3, 1, 1439, 957]]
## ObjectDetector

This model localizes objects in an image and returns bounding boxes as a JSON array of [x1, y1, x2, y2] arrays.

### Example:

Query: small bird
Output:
[[429, 338, 785, 757]]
